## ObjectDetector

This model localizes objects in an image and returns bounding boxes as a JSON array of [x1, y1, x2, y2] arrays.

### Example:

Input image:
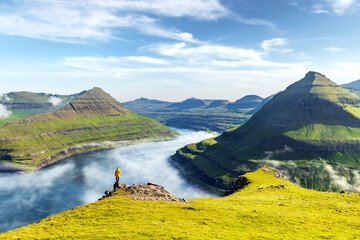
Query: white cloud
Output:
[[333, 62, 360, 68], [0, 94, 12, 103], [48, 96, 63, 106], [261, 38, 293, 54], [0, 104, 11, 119], [150, 42, 263, 61], [324, 47, 344, 53], [91, 0, 229, 20], [292, 0, 357, 15], [63, 56, 169, 72], [319, 62, 360, 85], [234, 16, 276, 28], [261, 38, 287, 50], [0, 0, 278, 43], [0, 0, 226, 43], [121, 56, 169, 65], [295, 52, 312, 60], [323, 162, 360, 191], [310, 0, 357, 15], [327, 0, 357, 15]]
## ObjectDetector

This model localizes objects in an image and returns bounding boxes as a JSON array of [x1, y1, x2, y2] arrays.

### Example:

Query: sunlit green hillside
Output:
[[2, 166, 360, 239], [0, 88, 178, 172], [172, 72, 360, 192]]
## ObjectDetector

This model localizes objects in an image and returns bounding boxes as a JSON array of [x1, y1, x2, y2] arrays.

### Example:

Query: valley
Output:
[[172, 72, 360, 192]]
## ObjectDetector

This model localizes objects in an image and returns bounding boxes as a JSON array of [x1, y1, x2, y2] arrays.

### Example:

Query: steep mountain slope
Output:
[[2, 166, 360, 239], [0, 87, 177, 172], [123, 96, 269, 132], [172, 72, 360, 191], [0, 91, 80, 126]]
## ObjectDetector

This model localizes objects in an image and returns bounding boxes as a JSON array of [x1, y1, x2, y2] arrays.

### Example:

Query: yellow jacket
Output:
[[115, 167, 121, 177]]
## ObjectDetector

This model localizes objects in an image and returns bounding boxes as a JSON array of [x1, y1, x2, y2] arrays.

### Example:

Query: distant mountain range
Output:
[[123, 95, 271, 132], [172, 72, 360, 192], [0, 88, 177, 172], [342, 79, 360, 90]]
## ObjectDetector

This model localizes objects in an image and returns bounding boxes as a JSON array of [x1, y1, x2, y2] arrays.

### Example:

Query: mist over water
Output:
[[0, 128, 218, 233]]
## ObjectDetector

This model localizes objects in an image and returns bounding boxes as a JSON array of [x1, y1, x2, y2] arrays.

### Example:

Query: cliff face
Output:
[[0, 88, 178, 172], [171, 72, 360, 191]]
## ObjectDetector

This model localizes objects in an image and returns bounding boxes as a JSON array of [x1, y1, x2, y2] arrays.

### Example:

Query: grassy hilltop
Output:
[[2, 166, 360, 239], [0, 87, 178, 172], [172, 72, 360, 192]]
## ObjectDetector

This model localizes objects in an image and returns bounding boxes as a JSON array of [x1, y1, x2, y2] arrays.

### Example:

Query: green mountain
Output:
[[226, 95, 263, 110], [0, 91, 81, 127], [342, 79, 360, 90], [172, 72, 360, 191], [0, 87, 177, 172], [168, 97, 206, 110], [2, 166, 359, 239], [123, 96, 267, 132]]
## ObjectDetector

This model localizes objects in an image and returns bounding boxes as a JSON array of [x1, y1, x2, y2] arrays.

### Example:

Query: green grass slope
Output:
[[2, 166, 360, 239], [0, 88, 178, 172], [0, 91, 80, 126], [172, 72, 360, 191]]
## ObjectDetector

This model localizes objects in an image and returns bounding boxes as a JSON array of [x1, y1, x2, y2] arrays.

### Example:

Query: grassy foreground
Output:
[[2, 166, 360, 239]]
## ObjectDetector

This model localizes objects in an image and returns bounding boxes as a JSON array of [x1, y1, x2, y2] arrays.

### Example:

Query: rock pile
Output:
[[258, 185, 287, 190], [261, 165, 287, 179], [99, 182, 190, 203]]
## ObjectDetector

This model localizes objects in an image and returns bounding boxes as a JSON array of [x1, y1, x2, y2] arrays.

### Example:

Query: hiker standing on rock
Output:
[[115, 167, 121, 182]]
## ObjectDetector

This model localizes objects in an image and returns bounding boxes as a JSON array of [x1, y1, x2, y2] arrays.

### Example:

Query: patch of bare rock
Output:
[[99, 182, 190, 203]]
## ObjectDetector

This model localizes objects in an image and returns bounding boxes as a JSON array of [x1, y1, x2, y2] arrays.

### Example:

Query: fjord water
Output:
[[0, 128, 218, 233]]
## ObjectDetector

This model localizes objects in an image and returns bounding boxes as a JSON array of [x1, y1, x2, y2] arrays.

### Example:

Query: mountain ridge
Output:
[[0, 87, 178, 172], [171, 71, 360, 191], [123, 95, 267, 132]]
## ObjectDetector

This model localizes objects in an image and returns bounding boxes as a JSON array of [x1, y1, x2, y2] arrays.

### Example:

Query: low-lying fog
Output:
[[0, 128, 219, 233]]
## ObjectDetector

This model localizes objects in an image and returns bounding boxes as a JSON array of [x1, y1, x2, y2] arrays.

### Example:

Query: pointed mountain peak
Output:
[[287, 71, 337, 91], [56, 87, 128, 117]]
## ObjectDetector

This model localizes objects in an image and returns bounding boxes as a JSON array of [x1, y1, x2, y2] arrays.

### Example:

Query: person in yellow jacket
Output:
[[115, 167, 121, 182]]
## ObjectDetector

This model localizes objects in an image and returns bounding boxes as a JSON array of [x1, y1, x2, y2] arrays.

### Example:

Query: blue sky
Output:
[[1, 0, 360, 102]]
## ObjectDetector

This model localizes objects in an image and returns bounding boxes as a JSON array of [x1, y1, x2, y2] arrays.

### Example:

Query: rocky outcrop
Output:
[[226, 166, 287, 195], [100, 182, 190, 203], [261, 165, 287, 179], [225, 176, 249, 196]]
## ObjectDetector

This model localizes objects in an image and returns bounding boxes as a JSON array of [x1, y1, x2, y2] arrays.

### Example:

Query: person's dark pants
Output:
[[116, 177, 119, 182]]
